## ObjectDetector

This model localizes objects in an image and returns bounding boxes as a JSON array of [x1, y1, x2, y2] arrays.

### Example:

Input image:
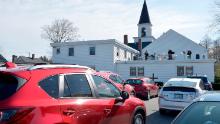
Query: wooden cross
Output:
[[150, 73, 158, 81]]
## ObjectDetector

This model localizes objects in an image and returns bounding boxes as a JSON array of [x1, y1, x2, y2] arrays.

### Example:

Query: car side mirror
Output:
[[123, 81, 128, 86], [115, 91, 129, 103], [121, 91, 129, 100]]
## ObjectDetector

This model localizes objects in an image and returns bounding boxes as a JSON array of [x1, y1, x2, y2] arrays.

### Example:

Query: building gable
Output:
[[142, 29, 207, 57]]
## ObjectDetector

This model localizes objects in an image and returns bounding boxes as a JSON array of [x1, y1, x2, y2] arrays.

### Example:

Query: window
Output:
[[92, 75, 121, 98], [138, 67, 144, 76], [126, 79, 142, 85], [69, 48, 74, 56], [56, 48, 60, 54], [89, 65, 96, 70], [177, 66, 184, 76], [199, 81, 205, 90], [117, 47, 120, 56], [130, 67, 136, 76], [187, 50, 192, 59], [0, 73, 26, 100], [109, 75, 123, 84], [64, 74, 92, 97], [39, 75, 59, 98], [203, 55, 206, 59], [196, 54, 200, 59], [186, 66, 193, 76], [124, 50, 127, 58], [89, 46, 95, 55]]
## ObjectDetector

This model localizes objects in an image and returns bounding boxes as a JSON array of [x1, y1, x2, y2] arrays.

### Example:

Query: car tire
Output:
[[133, 113, 144, 124], [159, 108, 166, 115]]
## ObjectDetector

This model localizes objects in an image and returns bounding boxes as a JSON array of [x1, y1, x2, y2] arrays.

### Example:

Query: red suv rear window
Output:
[[0, 73, 26, 100]]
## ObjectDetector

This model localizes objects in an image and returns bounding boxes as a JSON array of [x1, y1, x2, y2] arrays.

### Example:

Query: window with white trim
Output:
[[186, 66, 193, 76], [177, 66, 184, 76]]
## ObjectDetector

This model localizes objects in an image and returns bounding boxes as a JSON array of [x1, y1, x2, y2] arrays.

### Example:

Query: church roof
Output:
[[128, 42, 151, 51], [138, 0, 151, 24], [142, 29, 207, 55], [0, 54, 7, 63]]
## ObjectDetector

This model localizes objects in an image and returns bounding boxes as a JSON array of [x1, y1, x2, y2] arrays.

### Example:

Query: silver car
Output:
[[172, 92, 220, 124], [158, 78, 206, 114]]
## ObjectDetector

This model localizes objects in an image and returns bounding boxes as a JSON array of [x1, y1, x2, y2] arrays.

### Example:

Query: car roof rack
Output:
[[28, 64, 92, 71]]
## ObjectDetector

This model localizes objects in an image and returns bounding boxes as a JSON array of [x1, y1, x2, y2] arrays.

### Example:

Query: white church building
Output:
[[51, 1, 215, 82]]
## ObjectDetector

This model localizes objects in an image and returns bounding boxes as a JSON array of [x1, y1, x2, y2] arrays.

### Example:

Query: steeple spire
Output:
[[138, 0, 151, 24]]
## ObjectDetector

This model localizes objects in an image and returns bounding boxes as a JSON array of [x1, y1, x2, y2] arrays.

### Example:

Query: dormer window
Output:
[[56, 48, 60, 55], [187, 50, 192, 59], [117, 47, 120, 57], [124, 50, 127, 58]]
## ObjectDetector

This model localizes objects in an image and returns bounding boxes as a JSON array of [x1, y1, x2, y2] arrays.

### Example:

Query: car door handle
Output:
[[63, 109, 76, 116], [104, 108, 111, 116]]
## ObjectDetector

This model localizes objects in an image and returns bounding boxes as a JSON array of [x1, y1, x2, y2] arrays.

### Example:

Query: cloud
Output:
[[0, 0, 213, 60]]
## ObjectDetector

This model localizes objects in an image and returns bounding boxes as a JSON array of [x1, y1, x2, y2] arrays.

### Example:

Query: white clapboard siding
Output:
[[51, 39, 139, 72], [116, 60, 215, 82]]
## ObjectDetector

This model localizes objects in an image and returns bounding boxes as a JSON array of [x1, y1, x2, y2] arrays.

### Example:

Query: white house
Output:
[[51, 39, 139, 71], [51, 1, 215, 82]]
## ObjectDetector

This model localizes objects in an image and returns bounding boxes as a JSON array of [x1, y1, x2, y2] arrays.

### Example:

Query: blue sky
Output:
[[0, 0, 216, 60]]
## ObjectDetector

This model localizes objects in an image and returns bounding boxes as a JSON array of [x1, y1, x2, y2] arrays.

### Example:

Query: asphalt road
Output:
[[144, 97, 178, 124]]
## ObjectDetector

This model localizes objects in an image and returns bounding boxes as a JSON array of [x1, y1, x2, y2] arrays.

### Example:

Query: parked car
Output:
[[95, 71, 136, 95], [172, 92, 220, 124], [159, 78, 206, 114], [187, 75, 213, 90], [125, 78, 159, 100], [0, 64, 146, 124]]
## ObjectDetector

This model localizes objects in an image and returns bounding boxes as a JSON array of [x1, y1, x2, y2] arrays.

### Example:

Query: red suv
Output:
[[0, 64, 146, 124], [95, 71, 135, 96], [126, 78, 159, 100]]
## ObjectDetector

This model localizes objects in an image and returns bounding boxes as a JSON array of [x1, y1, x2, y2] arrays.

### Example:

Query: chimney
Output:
[[12, 55, 17, 63], [124, 35, 128, 45], [32, 54, 35, 59], [138, 39, 142, 57]]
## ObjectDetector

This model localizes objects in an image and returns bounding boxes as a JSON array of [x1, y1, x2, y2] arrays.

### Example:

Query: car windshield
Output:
[[173, 102, 220, 124], [164, 81, 197, 87], [109, 74, 123, 84], [126, 79, 142, 85], [189, 76, 209, 84], [0, 73, 26, 100]]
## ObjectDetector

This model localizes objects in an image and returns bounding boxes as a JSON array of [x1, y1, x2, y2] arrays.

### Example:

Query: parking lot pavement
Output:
[[144, 97, 178, 124]]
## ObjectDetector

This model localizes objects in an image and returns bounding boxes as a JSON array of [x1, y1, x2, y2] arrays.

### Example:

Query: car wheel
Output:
[[133, 113, 144, 124], [159, 108, 166, 115]]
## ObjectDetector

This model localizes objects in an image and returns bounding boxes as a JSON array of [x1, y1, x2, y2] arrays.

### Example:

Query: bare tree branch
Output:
[[41, 19, 80, 43]]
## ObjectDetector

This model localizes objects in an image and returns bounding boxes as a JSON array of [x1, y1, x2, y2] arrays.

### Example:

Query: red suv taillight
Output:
[[0, 108, 34, 123]]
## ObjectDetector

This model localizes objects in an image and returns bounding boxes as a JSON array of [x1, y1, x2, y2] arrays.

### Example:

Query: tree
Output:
[[200, 35, 212, 49], [212, 1, 220, 33], [40, 56, 52, 63], [41, 19, 80, 43], [213, 39, 220, 61], [200, 35, 213, 58]]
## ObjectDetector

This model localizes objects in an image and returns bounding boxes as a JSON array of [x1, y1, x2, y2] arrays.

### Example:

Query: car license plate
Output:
[[174, 94, 183, 99]]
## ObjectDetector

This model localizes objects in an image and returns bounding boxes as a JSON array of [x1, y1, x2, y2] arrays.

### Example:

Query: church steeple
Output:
[[138, 0, 151, 24]]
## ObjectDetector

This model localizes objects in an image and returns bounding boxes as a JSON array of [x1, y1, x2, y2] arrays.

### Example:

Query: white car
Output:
[[158, 78, 206, 114]]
